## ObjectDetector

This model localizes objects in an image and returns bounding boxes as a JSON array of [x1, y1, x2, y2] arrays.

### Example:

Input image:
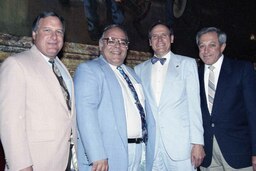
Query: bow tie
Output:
[[151, 56, 166, 65]]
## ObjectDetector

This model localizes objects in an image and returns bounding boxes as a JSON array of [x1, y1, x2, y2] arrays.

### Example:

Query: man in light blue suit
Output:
[[74, 24, 155, 171], [134, 21, 205, 171]]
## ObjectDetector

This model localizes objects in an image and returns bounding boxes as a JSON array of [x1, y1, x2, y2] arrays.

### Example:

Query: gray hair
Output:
[[100, 24, 128, 41], [196, 27, 227, 45]]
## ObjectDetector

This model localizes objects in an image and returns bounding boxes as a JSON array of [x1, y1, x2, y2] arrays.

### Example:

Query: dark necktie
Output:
[[48, 59, 71, 111], [117, 66, 148, 143], [48, 59, 77, 170], [151, 56, 166, 65]]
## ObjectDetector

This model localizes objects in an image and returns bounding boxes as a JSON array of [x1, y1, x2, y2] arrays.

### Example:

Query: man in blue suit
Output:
[[134, 21, 205, 170], [197, 27, 256, 171], [74, 24, 155, 171]]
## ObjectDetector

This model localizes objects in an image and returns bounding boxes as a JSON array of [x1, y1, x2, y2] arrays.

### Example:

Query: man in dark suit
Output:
[[197, 27, 256, 171]]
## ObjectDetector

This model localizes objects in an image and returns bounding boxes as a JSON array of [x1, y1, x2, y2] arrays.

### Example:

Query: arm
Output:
[[242, 62, 256, 168], [252, 156, 256, 171], [0, 57, 33, 170], [186, 59, 204, 144], [191, 144, 205, 168], [185, 59, 205, 166], [91, 159, 108, 171], [74, 63, 108, 165], [20, 166, 33, 171]]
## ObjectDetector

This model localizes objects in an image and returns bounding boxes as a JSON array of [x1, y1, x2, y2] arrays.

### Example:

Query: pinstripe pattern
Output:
[[208, 65, 215, 114]]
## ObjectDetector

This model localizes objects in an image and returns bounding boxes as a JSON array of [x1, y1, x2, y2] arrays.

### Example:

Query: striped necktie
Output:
[[208, 65, 215, 114], [117, 66, 148, 143]]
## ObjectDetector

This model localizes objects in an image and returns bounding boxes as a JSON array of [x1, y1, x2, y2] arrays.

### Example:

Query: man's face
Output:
[[149, 24, 173, 57], [99, 27, 128, 66], [32, 16, 64, 58], [198, 32, 226, 65]]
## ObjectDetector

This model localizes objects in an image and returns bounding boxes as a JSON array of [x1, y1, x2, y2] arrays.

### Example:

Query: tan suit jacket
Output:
[[0, 45, 77, 171]]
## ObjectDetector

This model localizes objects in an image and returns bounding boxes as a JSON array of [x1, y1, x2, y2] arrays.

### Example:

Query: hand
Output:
[[252, 156, 256, 171], [91, 159, 108, 171], [191, 144, 205, 168], [20, 166, 33, 171]]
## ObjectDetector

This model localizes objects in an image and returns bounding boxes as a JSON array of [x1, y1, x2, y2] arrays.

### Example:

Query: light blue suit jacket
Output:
[[74, 56, 155, 171], [134, 52, 204, 161]]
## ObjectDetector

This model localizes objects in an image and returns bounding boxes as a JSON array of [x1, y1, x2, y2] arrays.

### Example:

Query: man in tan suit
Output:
[[0, 11, 77, 171]]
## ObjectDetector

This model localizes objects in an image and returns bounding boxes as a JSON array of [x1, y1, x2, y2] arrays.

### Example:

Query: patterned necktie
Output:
[[48, 59, 78, 170], [117, 66, 148, 143], [208, 65, 215, 114], [151, 56, 166, 65], [48, 59, 71, 111]]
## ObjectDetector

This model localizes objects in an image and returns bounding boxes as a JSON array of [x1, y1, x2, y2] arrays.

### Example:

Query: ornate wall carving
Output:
[[0, 33, 151, 76]]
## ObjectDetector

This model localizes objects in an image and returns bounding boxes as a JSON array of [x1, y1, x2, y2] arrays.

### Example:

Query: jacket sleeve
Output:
[[0, 57, 33, 170]]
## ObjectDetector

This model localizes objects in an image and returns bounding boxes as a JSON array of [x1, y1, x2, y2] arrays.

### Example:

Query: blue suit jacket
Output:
[[198, 57, 256, 168], [135, 52, 204, 161], [74, 56, 155, 171]]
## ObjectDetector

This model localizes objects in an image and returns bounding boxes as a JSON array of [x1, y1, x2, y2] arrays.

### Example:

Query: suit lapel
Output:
[[30, 46, 69, 114], [143, 61, 157, 107], [212, 57, 232, 114], [198, 64, 210, 115], [56, 57, 75, 116], [98, 56, 128, 147], [159, 53, 179, 106]]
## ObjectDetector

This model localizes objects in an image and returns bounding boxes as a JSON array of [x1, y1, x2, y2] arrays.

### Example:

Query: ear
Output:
[[170, 35, 174, 43], [149, 39, 152, 46], [99, 40, 103, 51], [32, 31, 36, 41], [221, 43, 226, 53]]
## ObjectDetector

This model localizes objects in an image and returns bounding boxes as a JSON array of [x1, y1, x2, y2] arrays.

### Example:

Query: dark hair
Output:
[[148, 20, 174, 39], [100, 24, 129, 41], [196, 27, 227, 45], [32, 11, 65, 32]]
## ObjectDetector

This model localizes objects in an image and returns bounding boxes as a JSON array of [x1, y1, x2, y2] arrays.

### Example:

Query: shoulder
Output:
[[173, 53, 196, 63], [76, 57, 102, 71], [134, 59, 151, 72], [224, 57, 254, 70], [172, 54, 197, 69], [1, 48, 34, 69]]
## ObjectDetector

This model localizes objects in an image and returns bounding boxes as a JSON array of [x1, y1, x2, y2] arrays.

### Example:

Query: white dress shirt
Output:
[[151, 51, 171, 106], [111, 64, 145, 138], [204, 55, 224, 108]]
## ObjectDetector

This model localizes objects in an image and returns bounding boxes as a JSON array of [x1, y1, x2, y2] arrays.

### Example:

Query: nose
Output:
[[50, 31, 58, 39], [202, 46, 209, 53], [114, 40, 121, 47], [205, 47, 210, 53]]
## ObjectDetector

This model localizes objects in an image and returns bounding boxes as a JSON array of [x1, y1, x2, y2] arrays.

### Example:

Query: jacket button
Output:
[[211, 123, 215, 127]]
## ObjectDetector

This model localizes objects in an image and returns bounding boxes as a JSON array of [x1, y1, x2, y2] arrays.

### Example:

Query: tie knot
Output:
[[116, 66, 123, 71], [151, 56, 166, 65], [208, 65, 215, 71], [48, 58, 55, 64]]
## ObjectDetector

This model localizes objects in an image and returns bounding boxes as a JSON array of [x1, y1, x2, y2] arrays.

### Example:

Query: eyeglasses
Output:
[[102, 37, 129, 48]]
